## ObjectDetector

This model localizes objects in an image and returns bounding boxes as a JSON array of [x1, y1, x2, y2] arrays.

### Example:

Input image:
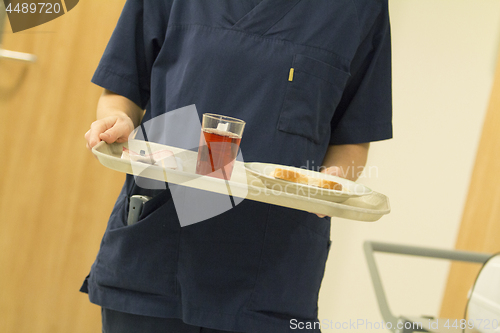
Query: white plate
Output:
[[244, 163, 372, 203]]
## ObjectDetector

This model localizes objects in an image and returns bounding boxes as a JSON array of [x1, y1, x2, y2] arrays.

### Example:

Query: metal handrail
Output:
[[0, 2, 37, 63]]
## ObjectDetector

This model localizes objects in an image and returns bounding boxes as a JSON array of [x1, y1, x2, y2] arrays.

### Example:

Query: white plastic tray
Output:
[[92, 140, 391, 222]]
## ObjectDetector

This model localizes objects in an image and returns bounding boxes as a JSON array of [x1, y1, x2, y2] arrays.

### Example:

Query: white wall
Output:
[[318, 1, 500, 331]]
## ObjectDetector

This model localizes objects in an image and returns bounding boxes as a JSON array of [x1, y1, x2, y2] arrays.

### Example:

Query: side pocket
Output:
[[118, 187, 172, 228], [94, 193, 180, 297], [277, 54, 350, 144], [138, 189, 172, 221]]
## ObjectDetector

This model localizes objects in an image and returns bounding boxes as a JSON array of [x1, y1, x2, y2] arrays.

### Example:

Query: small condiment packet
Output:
[[121, 147, 178, 169]]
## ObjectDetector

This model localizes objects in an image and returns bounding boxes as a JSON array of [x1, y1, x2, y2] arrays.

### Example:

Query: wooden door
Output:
[[0, 1, 126, 332], [440, 51, 500, 318]]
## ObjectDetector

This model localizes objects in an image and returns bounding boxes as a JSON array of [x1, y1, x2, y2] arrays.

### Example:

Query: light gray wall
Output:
[[318, 1, 500, 331]]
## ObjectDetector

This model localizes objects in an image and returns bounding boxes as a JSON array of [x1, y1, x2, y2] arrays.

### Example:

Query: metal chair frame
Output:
[[364, 240, 491, 333]]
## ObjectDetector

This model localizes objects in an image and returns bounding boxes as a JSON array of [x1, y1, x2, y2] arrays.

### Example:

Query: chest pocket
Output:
[[277, 54, 350, 144]]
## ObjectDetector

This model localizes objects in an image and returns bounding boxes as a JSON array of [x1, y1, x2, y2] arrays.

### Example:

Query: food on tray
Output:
[[121, 147, 178, 169], [271, 167, 343, 191]]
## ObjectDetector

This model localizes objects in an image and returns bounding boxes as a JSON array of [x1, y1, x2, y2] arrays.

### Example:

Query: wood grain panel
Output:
[[440, 50, 500, 318], [0, 2, 126, 332]]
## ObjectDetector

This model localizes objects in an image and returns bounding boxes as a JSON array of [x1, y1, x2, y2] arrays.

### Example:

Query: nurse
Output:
[[83, 0, 393, 332]]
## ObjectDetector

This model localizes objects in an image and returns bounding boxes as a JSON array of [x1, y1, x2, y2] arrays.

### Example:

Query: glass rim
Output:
[[203, 113, 246, 125]]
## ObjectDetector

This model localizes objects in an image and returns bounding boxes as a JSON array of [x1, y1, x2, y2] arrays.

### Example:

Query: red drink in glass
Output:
[[196, 128, 242, 180]]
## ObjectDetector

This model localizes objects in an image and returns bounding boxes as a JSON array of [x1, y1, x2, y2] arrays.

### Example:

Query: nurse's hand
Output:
[[312, 143, 370, 218], [84, 89, 145, 153], [314, 166, 343, 218], [84, 114, 134, 152]]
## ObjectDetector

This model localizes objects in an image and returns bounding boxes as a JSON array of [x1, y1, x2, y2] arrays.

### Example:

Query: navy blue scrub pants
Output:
[[102, 308, 241, 333]]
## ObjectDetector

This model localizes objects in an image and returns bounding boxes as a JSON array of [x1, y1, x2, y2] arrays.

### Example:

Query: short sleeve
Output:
[[91, 0, 169, 109], [329, 1, 393, 145]]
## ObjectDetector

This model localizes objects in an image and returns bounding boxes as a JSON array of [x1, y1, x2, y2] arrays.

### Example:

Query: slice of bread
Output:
[[271, 167, 343, 191]]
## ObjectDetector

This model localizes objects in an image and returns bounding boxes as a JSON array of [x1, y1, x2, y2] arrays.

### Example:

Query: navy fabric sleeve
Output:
[[330, 1, 393, 145], [91, 0, 168, 109]]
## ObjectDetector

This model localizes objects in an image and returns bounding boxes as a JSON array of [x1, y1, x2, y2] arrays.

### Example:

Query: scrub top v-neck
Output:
[[81, 1, 393, 332]]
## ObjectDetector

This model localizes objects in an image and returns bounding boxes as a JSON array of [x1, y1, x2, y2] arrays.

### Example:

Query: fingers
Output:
[[322, 166, 342, 177], [84, 132, 98, 159], [84, 130, 91, 144], [84, 129, 95, 153], [86, 119, 110, 149], [99, 116, 134, 144], [308, 211, 329, 218], [97, 117, 118, 143], [84, 115, 134, 152], [309, 167, 342, 218]]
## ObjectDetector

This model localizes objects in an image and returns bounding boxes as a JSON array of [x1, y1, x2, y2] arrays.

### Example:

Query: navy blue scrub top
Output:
[[81, 1, 392, 332]]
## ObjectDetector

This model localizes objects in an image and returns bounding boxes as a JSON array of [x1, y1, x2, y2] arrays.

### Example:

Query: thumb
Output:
[[99, 118, 133, 143], [99, 128, 120, 143]]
